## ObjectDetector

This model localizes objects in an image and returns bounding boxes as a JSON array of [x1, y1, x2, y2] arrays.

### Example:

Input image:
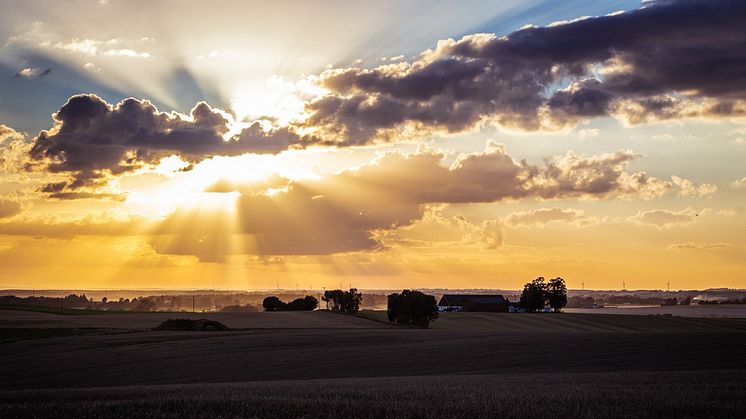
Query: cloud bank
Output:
[[306, 0, 746, 143], [151, 143, 687, 259], [28, 94, 306, 193], [19, 0, 746, 196]]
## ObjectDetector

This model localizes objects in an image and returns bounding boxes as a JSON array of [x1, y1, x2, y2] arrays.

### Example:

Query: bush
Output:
[[387, 290, 439, 328], [263, 296, 287, 311], [263, 295, 318, 311], [286, 296, 319, 311], [153, 319, 230, 331]]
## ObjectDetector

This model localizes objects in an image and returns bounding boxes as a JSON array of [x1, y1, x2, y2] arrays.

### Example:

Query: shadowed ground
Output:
[[1, 371, 744, 419], [1, 309, 745, 417]]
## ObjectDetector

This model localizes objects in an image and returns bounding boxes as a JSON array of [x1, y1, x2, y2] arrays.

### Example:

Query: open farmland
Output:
[[2, 370, 744, 419], [1, 308, 745, 417]]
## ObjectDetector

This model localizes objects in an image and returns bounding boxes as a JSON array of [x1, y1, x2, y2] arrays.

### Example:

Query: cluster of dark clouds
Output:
[[152, 144, 675, 260], [306, 0, 746, 143], [28, 94, 306, 196], [18, 0, 746, 196]]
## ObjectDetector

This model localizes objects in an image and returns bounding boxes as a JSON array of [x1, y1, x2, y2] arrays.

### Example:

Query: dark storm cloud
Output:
[[307, 0, 746, 143], [28, 94, 306, 193]]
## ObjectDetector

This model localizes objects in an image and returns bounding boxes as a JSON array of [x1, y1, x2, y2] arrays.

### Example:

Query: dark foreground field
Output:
[[1, 309, 745, 418]]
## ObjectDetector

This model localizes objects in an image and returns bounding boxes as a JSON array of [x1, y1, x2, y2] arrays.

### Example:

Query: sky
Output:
[[0, 0, 745, 291]]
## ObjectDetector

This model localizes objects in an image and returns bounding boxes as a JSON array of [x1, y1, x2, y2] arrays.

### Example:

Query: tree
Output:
[[387, 290, 439, 328], [322, 289, 362, 313], [546, 277, 568, 312], [341, 288, 362, 313], [302, 295, 319, 310], [520, 277, 547, 312], [322, 290, 344, 311], [262, 296, 286, 311]]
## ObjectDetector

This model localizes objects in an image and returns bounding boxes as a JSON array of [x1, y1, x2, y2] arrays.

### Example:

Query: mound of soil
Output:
[[153, 318, 230, 331]]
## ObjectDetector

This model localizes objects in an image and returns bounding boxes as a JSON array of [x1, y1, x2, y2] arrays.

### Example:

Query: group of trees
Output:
[[519, 277, 568, 312], [387, 290, 439, 328], [262, 295, 319, 311], [322, 289, 363, 313]]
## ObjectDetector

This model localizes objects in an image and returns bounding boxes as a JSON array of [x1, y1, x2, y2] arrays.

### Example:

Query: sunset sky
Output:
[[1, 0, 745, 290]]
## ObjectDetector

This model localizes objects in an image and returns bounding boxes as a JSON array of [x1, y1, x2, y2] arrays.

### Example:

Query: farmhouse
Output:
[[437, 294, 510, 312]]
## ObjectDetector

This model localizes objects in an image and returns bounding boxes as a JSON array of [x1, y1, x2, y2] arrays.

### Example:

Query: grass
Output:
[[0, 371, 743, 418]]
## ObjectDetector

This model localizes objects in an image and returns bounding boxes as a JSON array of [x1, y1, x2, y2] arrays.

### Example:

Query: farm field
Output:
[[0, 308, 386, 330], [1, 371, 743, 419], [1, 309, 745, 417], [564, 304, 746, 318]]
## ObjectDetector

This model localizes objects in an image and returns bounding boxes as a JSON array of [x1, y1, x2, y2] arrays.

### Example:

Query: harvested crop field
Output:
[[0, 308, 386, 330], [2, 371, 743, 419], [1, 309, 745, 417]]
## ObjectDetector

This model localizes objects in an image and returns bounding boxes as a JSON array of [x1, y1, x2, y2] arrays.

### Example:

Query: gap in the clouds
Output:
[[468, 0, 641, 37], [115, 147, 391, 219]]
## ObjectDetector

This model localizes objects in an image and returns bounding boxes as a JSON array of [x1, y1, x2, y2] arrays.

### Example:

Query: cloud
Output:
[[671, 175, 717, 197], [303, 0, 746, 144], [0, 124, 24, 145], [13, 67, 51, 78], [629, 207, 705, 228], [0, 125, 31, 173], [504, 208, 598, 227], [0, 216, 146, 237], [473, 220, 503, 250], [28, 94, 308, 194], [0, 198, 22, 219], [24, 1, 746, 191], [668, 241, 729, 250], [151, 144, 682, 259], [50, 38, 150, 58], [577, 128, 600, 139]]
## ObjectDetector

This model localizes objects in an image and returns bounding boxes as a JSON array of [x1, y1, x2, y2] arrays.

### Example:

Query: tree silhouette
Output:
[[322, 289, 362, 313], [387, 290, 439, 328], [287, 295, 319, 311], [546, 277, 568, 312], [262, 296, 286, 311], [520, 277, 547, 312]]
